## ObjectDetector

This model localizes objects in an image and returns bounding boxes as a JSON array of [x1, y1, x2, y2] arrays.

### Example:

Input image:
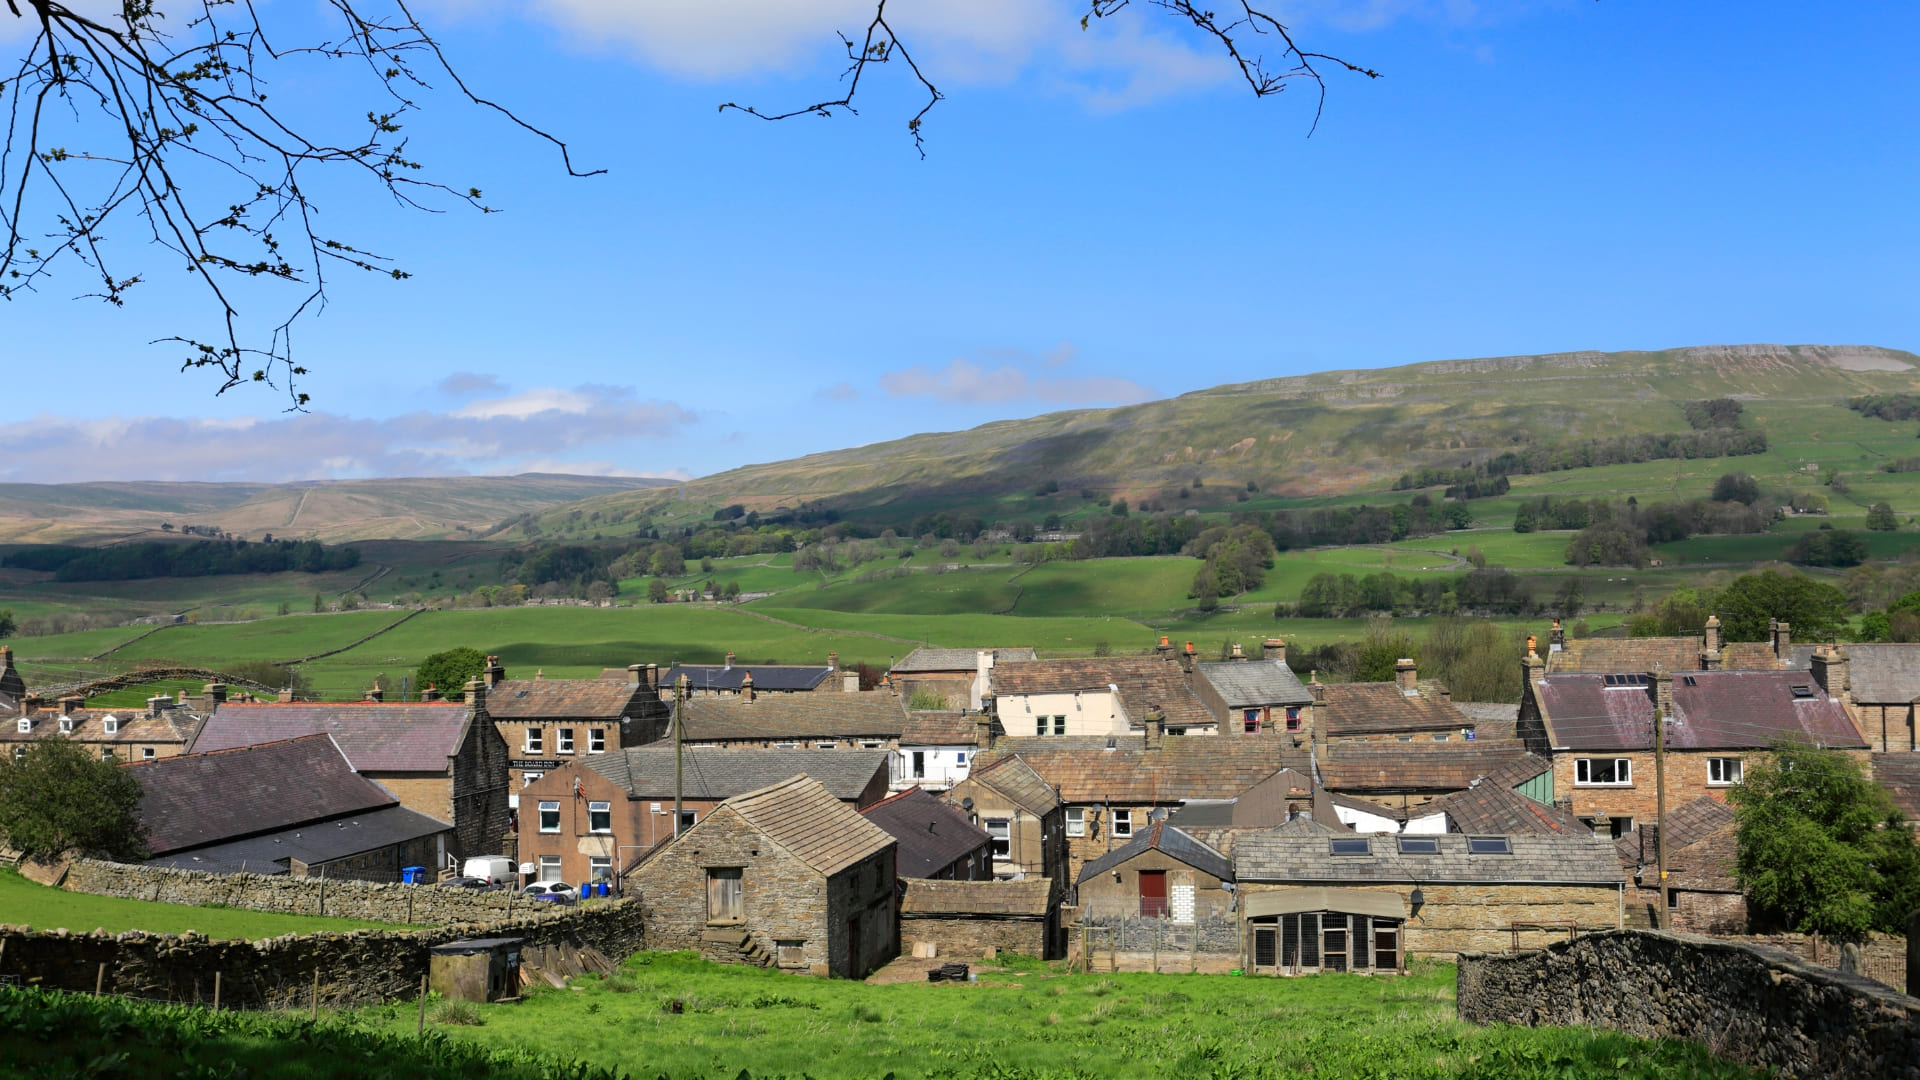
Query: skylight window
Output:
[[1330, 838, 1372, 856], [1602, 674, 1648, 688], [1467, 836, 1511, 855], [1397, 837, 1440, 855], [1790, 684, 1815, 698]]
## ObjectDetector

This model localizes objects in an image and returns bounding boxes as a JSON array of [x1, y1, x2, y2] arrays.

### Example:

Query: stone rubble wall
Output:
[[1078, 914, 1241, 954], [901, 915, 1048, 960], [1457, 929, 1920, 1080], [0, 900, 644, 1009], [64, 858, 522, 925]]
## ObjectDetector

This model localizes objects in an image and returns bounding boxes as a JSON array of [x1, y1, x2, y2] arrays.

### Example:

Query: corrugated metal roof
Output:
[[143, 803, 450, 874], [1195, 660, 1313, 707], [1235, 830, 1624, 884], [860, 788, 990, 878], [585, 747, 887, 801], [1534, 670, 1866, 751], [128, 734, 396, 855], [191, 703, 472, 772], [722, 776, 895, 877]]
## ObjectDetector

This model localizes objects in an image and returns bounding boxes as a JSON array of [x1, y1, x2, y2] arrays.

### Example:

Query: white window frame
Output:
[[538, 855, 563, 881], [538, 800, 562, 833], [15, 717, 29, 733], [521, 770, 543, 788], [588, 800, 612, 833], [1707, 757, 1743, 786], [524, 727, 544, 754], [1574, 757, 1633, 786], [588, 728, 606, 754], [557, 727, 575, 755], [986, 818, 1011, 859], [588, 856, 612, 882], [141, 747, 155, 760], [103, 717, 118, 734], [1065, 807, 1085, 837], [1112, 809, 1133, 838], [814, 741, 836, 750]]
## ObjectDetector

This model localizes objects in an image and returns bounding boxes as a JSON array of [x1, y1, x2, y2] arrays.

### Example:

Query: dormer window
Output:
[[15, 717, 28, 734], [103, 716, 119, 735], [58, 717, 74, 734]]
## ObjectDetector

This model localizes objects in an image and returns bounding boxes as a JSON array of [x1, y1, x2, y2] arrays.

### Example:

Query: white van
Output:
[[460, 856, 516, 884]]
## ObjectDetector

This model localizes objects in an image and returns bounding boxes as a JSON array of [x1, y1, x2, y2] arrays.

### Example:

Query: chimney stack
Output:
[[147, 695, 169, 718], [1771, 619, 1792, 658], [724, 651, 736, 670], [647, 662, 659, 690], [203, 682, 227, 705], [975, 712, 994, 750], [366, 681, 384, 703], [1394, 659, 1418, 693], [463, 676, 487, 714], [1180, 641, 1196, 675], [843, 671, 861, 693], [1703, 615, 1722, 656], [1651, 668, 1674, 722], [741, 670, 755, 703], [1549, 620, 1565, 652], [1262, 638, 1286, 665], [58, 694, 82, 717], [484, 654, 506, 688], [420, 684, 441, 702], [534, 668, 546, 681], [1811, 645, 1851, 700], [1308, 673, 1326, 705], [1156, 635, 1176, 663], [277, 687, 296, 703], [1230, 642, 1246, 662], [1523, 645, 1545, 687], [628, 663, 644, 687], [1145, 707, 1164, 751], [827, 651, 838, 672]]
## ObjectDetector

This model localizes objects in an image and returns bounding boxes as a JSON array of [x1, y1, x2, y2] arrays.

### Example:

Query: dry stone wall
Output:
[[65, 859, 519, 925], [1457, 929, 1920, 1080], [0, 900, 644, 1009], [902, 916, 1048, 960]]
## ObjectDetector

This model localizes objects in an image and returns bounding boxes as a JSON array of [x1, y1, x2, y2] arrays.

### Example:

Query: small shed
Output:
[[1074, 821, 1233, 921], [429, 937, 522, 1002]]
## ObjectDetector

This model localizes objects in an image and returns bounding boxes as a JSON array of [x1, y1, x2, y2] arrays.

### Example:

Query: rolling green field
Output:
[[345, 950, 1756, 1080], [0, 868, 409, 937]]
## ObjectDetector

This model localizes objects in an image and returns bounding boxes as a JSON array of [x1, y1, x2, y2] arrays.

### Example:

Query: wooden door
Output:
[[1138, 870, 1168, 917]]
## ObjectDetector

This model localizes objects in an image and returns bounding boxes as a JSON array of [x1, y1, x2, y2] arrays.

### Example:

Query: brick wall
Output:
[[1457, 930, 1920, 1080], [0, 900, 645, 1008]]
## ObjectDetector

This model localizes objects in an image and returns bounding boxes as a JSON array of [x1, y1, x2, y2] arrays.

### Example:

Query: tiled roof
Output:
[[1316, 740, 1538, 795], [1548, 635, 1786, 674], [1874, 753, 1920, 822], [484, 679, 646, 719], [1821, 644, 1920, 703], [191, 703, 473, 772], [891, 648, 1036, 674], [1420, 782, 1587, 836], [1615, 796, 1738, 891], [977, 738, 1304, 803], [145, 804, 451, 875], [676, 694, 907, 742], [722, 776, 895, 877], [128, 734, 398, 855], [1474, 752, 1556, 791], [0, 708, 197, 746], [965, 754, 1062, 817], [1077, 821, 1232, 884], [1235, 830, 1625, 885], [990, 657, 1218, 730], [1453, 702, 1520, 739], [1318, 682, 1472, 735], [662, 665, 831, 692], [860, 788, 990, 878], [900, 877, 1051, 916], [585, 747, 887, 801], [1532, 671, 1866, 751], [1195, 660, 1313, 707], [900, 712, 979, 746]]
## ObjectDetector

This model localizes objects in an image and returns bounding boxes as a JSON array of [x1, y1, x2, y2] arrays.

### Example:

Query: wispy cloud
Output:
[[438, 371, 507, 396], [0, 385, 695, 483], [816, 381, 860, 402], [879, 344, 1155, 406]]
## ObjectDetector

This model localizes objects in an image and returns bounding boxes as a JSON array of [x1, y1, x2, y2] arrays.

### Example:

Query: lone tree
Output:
[[1729, 742, 1920, 942], [3, 1, 1373, 400], [0, 737, 148, 861], [414, 646, 488, 697]]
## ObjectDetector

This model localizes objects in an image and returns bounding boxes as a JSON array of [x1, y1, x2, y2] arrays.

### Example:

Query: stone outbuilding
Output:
[[1615, 795, 1744, 933], [1074, 820, 1233, 921], [630, 775, 898, 978], [899, 877, 1055, 960], [860, 787, 991, 881], [1234, 816, 1626, 962]]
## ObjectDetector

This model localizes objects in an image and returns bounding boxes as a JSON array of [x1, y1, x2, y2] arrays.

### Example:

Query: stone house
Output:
[[663, 689, 909, 752], [891, 712, 980, 791], [888, 647, 1036, 712], [1789, 643, 1920, 752], [476, 657, 670, 802], [518, 747, 890, 888], [134, 733, 452, 880], [1615, 795, 1744, 933], [1314, 738, 1545, 811], [944, 754, 1067, 887], [1542, 615, 1794, 674], [899, 877, 1055, 960], [1192, 640, 1315, 743], [860, 787, 991, 881], [1405, 770, 1588, 837], [989, 654, 1219, 737], [1233, 817, 1626, 964], [187, 682, 509, 865], [5, 693, 203, 764], [1519, 659, 1867, 835], [1074, 821, 1233, 922], [630, 775, 898, 978], [1310, 662, 1480, 745], [660, 654, 848, 698], [1164, 767, 1320, 855]]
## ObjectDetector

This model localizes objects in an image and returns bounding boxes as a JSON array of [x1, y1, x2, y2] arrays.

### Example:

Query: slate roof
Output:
[[977, 739, 1305, 803], [1235, 830, 1625, 884], [145, 804, 451, 875], [1615, 796, 1739, 891], [1874, 753, 1920, 822], [1195, 660, 1313, 707], [128, 734, 400, 855], [1548, 635, 1784, 674], [860, 788, 990, 877], [1453, 702, 1520, 739], [900, 712, 980, 746], [0, 707, 198, 747], [721, 776, 895, 877], [662, 665, 831, 692], [1532, 671, 1866, 751], [484, 678, 645, 719], [585, 747, 888, 801], [674, 694, 907, 742], [900, 877, 1051, 916], [892, 648, 1037, 674], [1077, 820, 1233, 884], [1316, 740, 1538, 795], [191, 703, 473, 772], [1318, 681, 1472, 736], [1816, 644, 1920, 703], [1419, 781, 1587, 836], [964, 754, 1062, 816], [990, 657, 1218, 730]]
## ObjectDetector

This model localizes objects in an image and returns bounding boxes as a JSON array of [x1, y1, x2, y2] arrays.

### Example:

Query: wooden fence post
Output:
[[95, 962, 105, 996], [312, 968, 321, 1023], [212, 971, 221, 1012], [416, 974, 429, 1035]]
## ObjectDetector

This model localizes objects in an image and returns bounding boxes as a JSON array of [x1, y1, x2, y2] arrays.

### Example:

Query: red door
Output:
[[1139, 870, 1168, 917]]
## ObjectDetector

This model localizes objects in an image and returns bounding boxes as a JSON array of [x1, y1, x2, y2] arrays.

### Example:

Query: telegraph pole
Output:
[[673, 675, 689, 838], [1654, 670, 1670, 929]]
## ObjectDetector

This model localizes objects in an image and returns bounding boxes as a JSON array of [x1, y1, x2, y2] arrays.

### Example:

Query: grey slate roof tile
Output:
[[191, 703, 472, 772], [860, 788, 989, 878], [1235, 829, 1624, 884], [585, 747, 888, 801], [1195, 660, 1313, 707], [723, 776, 895, 876], [128, 734, 397, 855]]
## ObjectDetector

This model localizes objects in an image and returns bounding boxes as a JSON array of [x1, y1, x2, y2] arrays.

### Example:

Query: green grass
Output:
[[0, 868, 410, 937], [349, 950, 1757, 1080]]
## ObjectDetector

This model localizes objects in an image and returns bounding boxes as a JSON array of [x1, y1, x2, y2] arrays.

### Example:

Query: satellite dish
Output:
[[961, 797, 974, 811]]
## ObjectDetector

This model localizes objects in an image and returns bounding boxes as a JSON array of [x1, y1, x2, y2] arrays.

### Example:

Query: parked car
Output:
[[460, 856, 516, 885], [438, 876, 502, 892], [522, 880, 577, 904]]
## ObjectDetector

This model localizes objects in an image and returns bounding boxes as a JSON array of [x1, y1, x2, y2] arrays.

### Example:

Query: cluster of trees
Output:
[[1275, 616, 1526, 701], [501, 545, 621, 593], [2, 540, 360, 583], [415, 647, 489, 695], [1185, 525, 1276, 606], [0, 739, 148, 862], [1288, 566, 1540, 619], [1786, 527, 1871, 568], [1680, 398, 1745, 429], [1627, 572, 1851, 641], [1846, 393, 1920, 422], [1389, 468, 1510, 500], [1509, 476, 1776, 568]]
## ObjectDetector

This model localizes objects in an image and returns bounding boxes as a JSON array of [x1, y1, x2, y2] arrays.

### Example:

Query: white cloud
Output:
[[0, 385, 696, 482], [879, 346, 1155, 406]]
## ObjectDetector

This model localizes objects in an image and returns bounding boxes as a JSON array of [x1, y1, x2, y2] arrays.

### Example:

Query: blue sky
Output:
[[4, 0, 1916, 482]]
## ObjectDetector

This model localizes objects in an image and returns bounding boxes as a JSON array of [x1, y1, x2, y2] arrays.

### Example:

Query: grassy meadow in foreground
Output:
[[352, 951, 1759, 1080]]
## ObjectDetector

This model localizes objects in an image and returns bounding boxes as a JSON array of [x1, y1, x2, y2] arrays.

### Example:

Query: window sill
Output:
[[1705, 781, 1739, 787], [706, 919, 745, 927], [538, 829, 561, 835], [1572, 783, 1634, 788]]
